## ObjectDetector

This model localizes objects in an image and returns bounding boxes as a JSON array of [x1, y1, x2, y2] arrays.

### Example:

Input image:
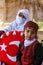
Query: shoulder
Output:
[[35, 42, 42, 51], [11, 20, 16, 25], [35, 42, 42, 48], [10, 20, 17, 28]]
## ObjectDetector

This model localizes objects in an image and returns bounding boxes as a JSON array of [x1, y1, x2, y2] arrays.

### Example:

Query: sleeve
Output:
[[0, 30, 5, 36], [33, 43, 43, 65], [16, 44, 22, 65], [3, 20, 16, 32]]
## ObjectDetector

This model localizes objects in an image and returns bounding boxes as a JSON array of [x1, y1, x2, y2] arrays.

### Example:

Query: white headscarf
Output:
[[16, 9, 30, 26], [3, 9, 30, 32]]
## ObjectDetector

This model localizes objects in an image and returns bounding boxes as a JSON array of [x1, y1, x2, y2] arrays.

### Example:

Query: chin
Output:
[[28, 38, 33, 40]]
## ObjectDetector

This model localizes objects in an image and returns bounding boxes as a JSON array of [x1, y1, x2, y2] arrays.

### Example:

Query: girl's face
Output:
[[24, 27, 37, 40]]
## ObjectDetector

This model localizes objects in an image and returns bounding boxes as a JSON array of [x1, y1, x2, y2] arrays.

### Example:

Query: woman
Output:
[[0, 9, 30, 65]]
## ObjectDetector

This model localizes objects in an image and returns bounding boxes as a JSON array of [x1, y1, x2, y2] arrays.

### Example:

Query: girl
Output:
[[16, 21, 42, 65]]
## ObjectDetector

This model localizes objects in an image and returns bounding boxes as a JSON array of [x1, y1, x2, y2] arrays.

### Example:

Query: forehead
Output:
[[24, 27, 35, 31]]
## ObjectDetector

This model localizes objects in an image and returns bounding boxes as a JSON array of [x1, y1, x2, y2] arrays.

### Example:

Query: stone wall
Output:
[[0, 0, 6, 22], [0, 0, 43, 23]]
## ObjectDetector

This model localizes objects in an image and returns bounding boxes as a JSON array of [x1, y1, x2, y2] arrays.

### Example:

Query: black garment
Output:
[[41, 40, 43, 60], [16, 44, 22, 64], [0, 31, 5, 36], [33, 43, 43, 65]]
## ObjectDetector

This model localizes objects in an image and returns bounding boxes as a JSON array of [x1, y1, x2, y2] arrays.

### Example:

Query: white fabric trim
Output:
[[24, 38, 36, 48]]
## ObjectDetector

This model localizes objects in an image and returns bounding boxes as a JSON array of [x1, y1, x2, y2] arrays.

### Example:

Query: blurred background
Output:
[[0, 0, 43, 42]]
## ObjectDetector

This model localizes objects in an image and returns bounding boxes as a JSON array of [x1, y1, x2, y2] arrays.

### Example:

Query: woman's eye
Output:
[[22, 16, 26, 19], [19, 13, 26, 19]]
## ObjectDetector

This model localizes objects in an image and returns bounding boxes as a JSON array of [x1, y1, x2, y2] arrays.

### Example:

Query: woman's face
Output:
[[24, 27, 37, 40], [19, 12, 26, 19]]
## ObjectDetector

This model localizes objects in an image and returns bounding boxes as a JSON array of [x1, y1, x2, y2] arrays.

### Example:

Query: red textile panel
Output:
[[0, 31, 24, 65]]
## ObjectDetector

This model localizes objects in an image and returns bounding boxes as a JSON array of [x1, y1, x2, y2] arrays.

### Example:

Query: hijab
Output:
[[16, 9, 30, 26]]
